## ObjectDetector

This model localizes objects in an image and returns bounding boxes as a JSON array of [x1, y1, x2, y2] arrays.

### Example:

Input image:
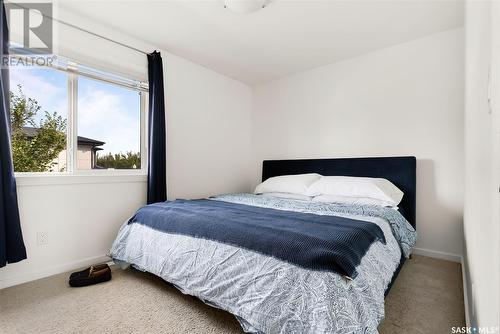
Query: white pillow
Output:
[[306, 176, 403, 206], [261, 192, 313, 201], [312, 194, 396, 207], [254, 173, 321, 196]]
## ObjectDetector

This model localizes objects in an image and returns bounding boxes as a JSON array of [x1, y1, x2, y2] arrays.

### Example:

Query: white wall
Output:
[[252, 28, 465, 258], [0, 7, 253, 288], [164, 53, 253, 200], [463, 0, 500, 328]]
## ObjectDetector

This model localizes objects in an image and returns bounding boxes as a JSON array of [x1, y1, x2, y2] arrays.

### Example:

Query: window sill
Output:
[[15, 173, 147, 187]]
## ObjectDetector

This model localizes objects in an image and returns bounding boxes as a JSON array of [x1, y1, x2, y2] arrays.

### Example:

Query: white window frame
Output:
[[11, 55, 149, 181]]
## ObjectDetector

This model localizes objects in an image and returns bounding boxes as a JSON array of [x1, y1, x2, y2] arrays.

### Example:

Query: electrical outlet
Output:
[[37, 232, 48, 246]]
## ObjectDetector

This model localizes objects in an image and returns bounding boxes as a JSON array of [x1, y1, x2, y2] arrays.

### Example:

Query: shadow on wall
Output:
[[416, 159, 463, 253], [462, 241, 475, 327]]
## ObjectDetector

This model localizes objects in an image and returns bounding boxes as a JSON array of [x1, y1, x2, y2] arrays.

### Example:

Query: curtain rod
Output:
[[52, 17, 149, 55], [7, 2, 150, 55]]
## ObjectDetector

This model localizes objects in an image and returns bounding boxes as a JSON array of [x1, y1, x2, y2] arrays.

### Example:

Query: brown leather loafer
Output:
[[69, 264, 112, 287]]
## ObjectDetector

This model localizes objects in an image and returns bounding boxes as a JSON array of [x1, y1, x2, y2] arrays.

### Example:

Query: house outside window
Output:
[[21, 127, 105, 171]]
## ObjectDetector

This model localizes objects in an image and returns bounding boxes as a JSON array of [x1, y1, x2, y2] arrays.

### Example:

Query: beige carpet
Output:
[[0, 255, 465, 334]]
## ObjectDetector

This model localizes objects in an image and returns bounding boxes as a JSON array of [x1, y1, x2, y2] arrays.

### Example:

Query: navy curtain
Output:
[[0, 0, 26, 268], [147, 51, 167, 204]]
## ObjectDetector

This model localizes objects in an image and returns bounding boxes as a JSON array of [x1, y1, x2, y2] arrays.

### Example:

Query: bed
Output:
[[111, 156, 417, 334]]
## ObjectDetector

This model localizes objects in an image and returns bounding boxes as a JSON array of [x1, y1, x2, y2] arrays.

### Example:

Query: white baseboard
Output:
[[0, 254, 110, 290], [412, 247, 462, 263], [461, 256, 471, 327]]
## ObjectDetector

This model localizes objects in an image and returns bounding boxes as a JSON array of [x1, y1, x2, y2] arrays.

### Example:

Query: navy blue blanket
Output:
[[128, 199, 386, 278]]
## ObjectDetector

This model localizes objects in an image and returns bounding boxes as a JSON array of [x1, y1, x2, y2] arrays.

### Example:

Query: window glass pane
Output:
[[77, 76, 141, 170], [10, 65, 68, 172]]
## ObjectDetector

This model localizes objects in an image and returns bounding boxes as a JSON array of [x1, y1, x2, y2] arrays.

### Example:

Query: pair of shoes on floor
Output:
[[69, 263, 112, 287]]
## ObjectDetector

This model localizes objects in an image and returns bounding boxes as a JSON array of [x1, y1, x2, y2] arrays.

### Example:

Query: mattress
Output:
[[111, 193, 417, 334]]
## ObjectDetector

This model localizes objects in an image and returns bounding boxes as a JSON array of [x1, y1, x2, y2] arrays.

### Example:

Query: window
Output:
[[77, 77, 141, 170], [9, 55, 148, 175]]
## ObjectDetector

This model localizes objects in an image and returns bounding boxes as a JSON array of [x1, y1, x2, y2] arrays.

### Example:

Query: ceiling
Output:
[[59, 0, 464, 85]]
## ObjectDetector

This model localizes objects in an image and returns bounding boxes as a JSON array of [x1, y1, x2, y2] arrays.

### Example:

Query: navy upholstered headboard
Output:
[[262, 156, 416, 228]]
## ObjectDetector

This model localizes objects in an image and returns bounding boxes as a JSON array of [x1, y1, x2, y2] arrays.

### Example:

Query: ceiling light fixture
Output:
[[223, 0, 269, 14]]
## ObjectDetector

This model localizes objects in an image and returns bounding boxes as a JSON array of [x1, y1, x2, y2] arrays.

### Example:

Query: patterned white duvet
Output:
[[111, 194, 416, 334]]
